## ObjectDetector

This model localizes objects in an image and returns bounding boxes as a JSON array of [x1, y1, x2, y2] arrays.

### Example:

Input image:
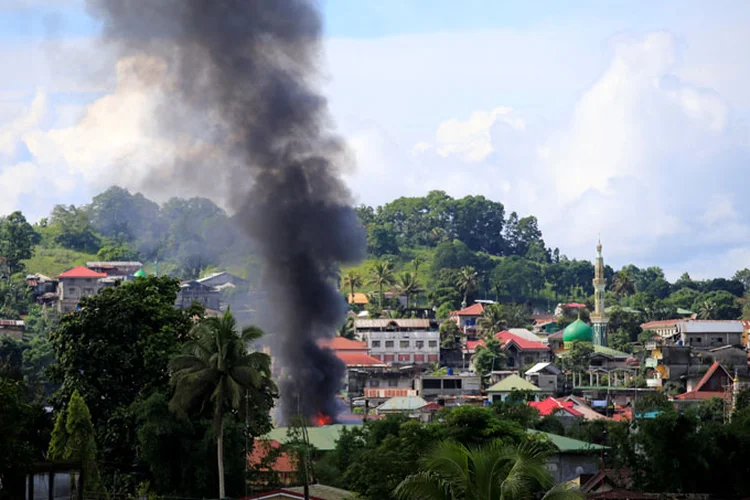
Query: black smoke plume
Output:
[[87, 0, 365, 421]]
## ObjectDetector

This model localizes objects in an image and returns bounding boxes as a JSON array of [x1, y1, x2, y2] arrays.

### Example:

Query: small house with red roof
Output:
[[529, 397, 584, 429], [449, 302, 484, 331], [247, 439, 297, 487], [465, 331, 551, 371], [57, 266, 108, 313], [674, 361, 733, 402]]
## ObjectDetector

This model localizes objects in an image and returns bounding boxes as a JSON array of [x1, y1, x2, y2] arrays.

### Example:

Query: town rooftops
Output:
[[319, 337, 367, 351], [674, 361, 732, 401], [354, 318, 431, 329], [335, 352, 387, 368], [377, 395, 429, 412], [507, 328, 545, 342], [527, 429, 607, 453], [58, 266, 108, 279], [486, 374, 541, 393], [529, 397, 583, 417], [525, 362, 561, 376], [449, 303, 484, 317], [496, 331, 549, 350]]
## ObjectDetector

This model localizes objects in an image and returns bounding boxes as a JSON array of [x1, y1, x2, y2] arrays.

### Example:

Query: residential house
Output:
[[175, 280, 221, 310], [532, 314, 558, 334], [196, 271, 248, 290], [376, 395, 429, 418], [524, 362, 562, 394], [563, 395, 610, 421], [86, 261, 143, 277], [465, 331, 551, 371], [25, 273, 58, 302], [677, 320, 743, 349], [674, 361, 733, 402], [362, 370, 417, 408], [527, 429, 605, 483], [546, 330, 565, 353], [247, 439, 296, 487], [644, 343, 692, 389], [448, 302, 484, 333], [347, 292, 369, 306], [486, 374, 545, 403], [0, 319, 24, 340], [320, 338, 388, 399], [416, 373, 482, 401], [704, 345, 748, 376], [354, 318, 434, 335], [57, 266, 108, 313], [640, 319, 681, 339], [528, 397, 584, 429]]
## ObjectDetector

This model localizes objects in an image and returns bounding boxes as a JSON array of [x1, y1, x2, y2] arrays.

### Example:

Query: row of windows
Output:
[[369, 379, 402, 387], [371, 340, 438, 349], [688, 336, 728, 344]]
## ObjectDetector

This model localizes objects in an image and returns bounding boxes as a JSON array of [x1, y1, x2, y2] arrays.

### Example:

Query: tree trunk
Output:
[[379, 284, 383, 310], [217, 411, 225, 499]]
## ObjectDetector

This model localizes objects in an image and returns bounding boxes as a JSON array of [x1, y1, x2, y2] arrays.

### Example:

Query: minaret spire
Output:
[[591, 237, 608, 346]]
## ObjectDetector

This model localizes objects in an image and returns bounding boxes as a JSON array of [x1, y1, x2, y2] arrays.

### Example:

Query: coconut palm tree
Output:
[[610, 270, 636, 297], [412, 256, 425, 275], [698, 300, 717, 320], [169, 311, 274, 500], [342, 269, 363, 305], [477, 303, 507, 337], [368, 261, 395, 311], [456, 266, 479, 309], [395, 439, 580, 500], [397, 272, 422, 309]]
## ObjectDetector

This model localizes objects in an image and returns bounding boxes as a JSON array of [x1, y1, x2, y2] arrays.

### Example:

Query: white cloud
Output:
[[0, 91, 46, 158]]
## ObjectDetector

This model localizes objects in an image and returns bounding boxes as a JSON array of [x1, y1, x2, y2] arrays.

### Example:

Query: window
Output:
[[428, 340, 438, 348], [714, 337, 723, 344], [370, 379, 380, 387], [388, 379, 399, 387], [415, 340, 424, 349], [423, 379, 441, 389], [400, 340, 410, 348], [385, 340, 394, 349], [371, 340, 381, 348], [443, 379, 462, 389], [68, 287, 77, 295]]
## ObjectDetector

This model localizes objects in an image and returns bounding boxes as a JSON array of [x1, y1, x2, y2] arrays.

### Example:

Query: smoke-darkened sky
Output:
[[2, 1, 750, 279]]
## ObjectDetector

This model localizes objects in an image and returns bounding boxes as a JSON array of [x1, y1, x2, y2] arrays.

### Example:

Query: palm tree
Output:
[[169, 311, 274, 500], [342, 269, 363, 305], [456, 266, 478, 309], [477, 303, 507, 337], [397, 272, 422, 309], [412, 256, 425, 275], [395, 439, 580, 500], [502, 303, 532, 329], [610, 270, 636, 297], [698, 300, 717, 320], [369, 261, 395, 311]]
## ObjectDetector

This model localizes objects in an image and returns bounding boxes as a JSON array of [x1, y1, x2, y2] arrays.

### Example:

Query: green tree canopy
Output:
[[0, 211, 40, 274]]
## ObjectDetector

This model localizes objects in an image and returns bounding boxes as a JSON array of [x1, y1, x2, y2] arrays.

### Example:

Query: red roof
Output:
[[495, 331, 549, 351], [612, 407, 632, 422], [450, 303, 484, 317], [420, 402, 443, 412], [674, 361, 732, 400], [58, 266, 107, 279], [319, 337, 367, 351], [529, 397, 583, 417], [565, 302, 587, 309], [247, 440, 295, 473], [640, 319, 681, 330], [336, 352, 387, 367]]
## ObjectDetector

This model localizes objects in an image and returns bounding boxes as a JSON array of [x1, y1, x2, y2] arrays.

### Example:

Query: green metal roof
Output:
[[133, 269, 147, 278], [265, 424, 355, 451], [377, 395, 428, 412], [527, 429, 607, 453], [591, 344, 631, 359], [676, 308, 694, 315], [486, 374, 541, 392], [563, 319, 594, 343]]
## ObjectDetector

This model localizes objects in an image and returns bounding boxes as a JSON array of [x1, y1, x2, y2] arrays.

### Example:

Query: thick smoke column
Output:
[[88, 0, 365, 420]]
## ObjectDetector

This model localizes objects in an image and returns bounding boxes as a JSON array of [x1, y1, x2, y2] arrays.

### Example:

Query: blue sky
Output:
[[2, 0, 750, 279]]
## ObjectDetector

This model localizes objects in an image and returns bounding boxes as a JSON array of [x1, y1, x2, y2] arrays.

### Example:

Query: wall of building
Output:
[[58, 277, 105, 313], [365, 331, 440, 365], [545, 453, 600, 484], [681, 332, 742, 349], [417, 375, 482, 399]]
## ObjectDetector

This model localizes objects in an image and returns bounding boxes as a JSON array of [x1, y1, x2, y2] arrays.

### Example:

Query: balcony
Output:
[[646, 378, 662, 388], [645, 358, 658, 368]]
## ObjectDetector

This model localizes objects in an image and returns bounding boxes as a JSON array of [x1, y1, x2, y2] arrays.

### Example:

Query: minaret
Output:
[[591, 238, 608, 346]]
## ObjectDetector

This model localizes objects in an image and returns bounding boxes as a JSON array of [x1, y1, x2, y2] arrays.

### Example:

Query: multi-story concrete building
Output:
[[416, 374, 482, 400], [57, 266, 108, 313], [641, 319, 743, 349], [365, 330, 440, 365]]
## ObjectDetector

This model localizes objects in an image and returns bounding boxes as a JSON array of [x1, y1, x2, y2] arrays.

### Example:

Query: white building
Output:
[[364, 330, 440, 365]]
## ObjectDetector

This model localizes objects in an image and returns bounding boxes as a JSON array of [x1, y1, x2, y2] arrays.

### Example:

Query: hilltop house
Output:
[[449, 303, 484, 334], [175, 280, 221, 311], [57, 266, 108, 313]]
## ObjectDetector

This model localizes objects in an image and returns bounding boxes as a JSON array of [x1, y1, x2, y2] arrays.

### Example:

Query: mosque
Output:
[[562, 238, 608, 348]]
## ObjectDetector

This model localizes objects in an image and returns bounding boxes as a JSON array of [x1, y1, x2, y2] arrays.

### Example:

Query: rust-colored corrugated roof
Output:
[[449, 303, 484, 316], [247, 439, 295, 473], [319, 337, 367, 351], [58, 266, 107, 279], [640, 319, 681, 329], [336, 352, 387, 367]]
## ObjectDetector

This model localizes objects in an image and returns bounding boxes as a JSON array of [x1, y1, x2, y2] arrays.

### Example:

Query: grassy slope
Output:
[[22, 248, 98, 277]]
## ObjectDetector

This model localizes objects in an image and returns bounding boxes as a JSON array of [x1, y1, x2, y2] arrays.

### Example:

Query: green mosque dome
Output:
[[563, 319, 594, 344], [133, 269, 147, 278]]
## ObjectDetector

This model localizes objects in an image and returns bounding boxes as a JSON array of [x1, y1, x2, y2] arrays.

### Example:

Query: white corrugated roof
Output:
[[678, 320, 743, 333], [525, 362, 561, 375], [507, 328, 544, 343]]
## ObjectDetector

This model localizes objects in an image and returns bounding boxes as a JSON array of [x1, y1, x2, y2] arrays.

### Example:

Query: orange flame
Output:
[[314, 412, 333, 426]]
